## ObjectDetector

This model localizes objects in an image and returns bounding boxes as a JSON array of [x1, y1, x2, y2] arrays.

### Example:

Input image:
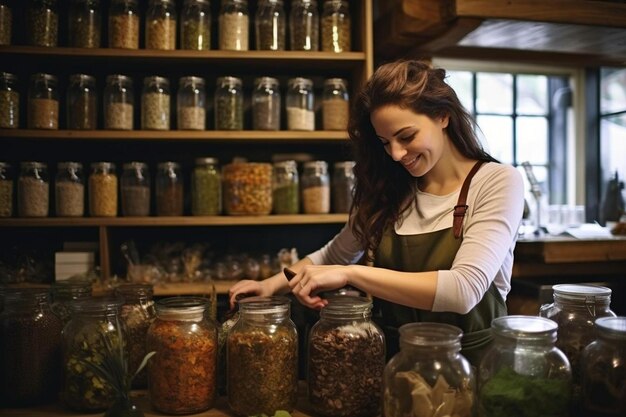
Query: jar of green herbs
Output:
[[214, 76, 243, 130], [272, 160, 299, 214], [192, 157, 221, 215], [180, 0, 211, 50]]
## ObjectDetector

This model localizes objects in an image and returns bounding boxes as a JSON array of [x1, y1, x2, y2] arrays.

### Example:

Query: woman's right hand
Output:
[[228, 279, 273, 309]]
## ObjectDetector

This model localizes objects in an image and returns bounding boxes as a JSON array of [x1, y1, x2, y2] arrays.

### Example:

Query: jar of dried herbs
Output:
[[252, 76, 281, 130], [478, 315, 572, 417], [66, 74, 98, 130], [273, 160, 299, 214], [156, 161, 184, 216], [0, 162, 13, 217], [321, 0, 350, 52], [322, 77, 349, 130], [51, 279, 92, 324], [214, 76, 244, 130], [228, 296, 298, 416], [89, 162, 118, 217], [141, 75, 170, 130], [180, 0, 211, 50], [302, 160, 330, 214], [27, 73, 59, 130], [177, 76, 206, 130], [332, 160, 355, 213], [26, 0, 58, 47], [0, 71, 19, 129], [223, 162, 273, 215], [384, 323, 474, 417], [218, 0, 249, 51], [55, 161, 85, 217], [289, 0, 319, 51], [121, 161, 150, 216], [255, 0, 285, 50], [0, 1, 12, 45], [18, 161, 49, 217], [145, 0, 177, 50], [68, 0, 101, 48], [192, 157, 221, 215], [147, 296, 218, 414], [108, 0, 139, 49], [104, 74, 134, 130]]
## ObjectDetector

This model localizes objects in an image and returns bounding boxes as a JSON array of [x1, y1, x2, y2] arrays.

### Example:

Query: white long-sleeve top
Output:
[[307, 162, 525, 314]]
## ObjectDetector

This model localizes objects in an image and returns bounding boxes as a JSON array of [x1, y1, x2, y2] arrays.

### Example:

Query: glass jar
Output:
[[0, 1, 12, 45], [18, 161, 49, 218], [0, 162, 12, 217], [580, 316, 626, 417], [222, 162, 272, 215], [55, 161, 85, 217], [332, 160, 355, 213], [289, 0, 319, 51], [89, 162, 118, 217], [147, 297, 217, 414], [27, 73, 59, 130], [121, 161, 150, 216], [67, 74, 98, 130], [228, 296, 298, 416], [145, 0, 177, 50], [26, 0, 58, 47], [272, 160, 299, 214], [141, 75, 170, 130], [192, 157, 221, 216], [104, 74, 134, 130], [308, 295, 385, 417], [478, 316, 572, 417], [156, 161, 183, 216], [180, 0, 211, 50], [219, 0, 249, 51], [177, 76, 206, 130], [50, 279, 92, 324], [0, 72, 19, 129], [214, 76, 244, 130], [252, 76, 281, 130], [255, 0, 285, 50], [302, 160, 330, 214], [321, 0, 350, 52], [108, 0, 139, 49], [322, 77, 349, 130], [68, 0, 101, 48], [286, 77, 315, 131]]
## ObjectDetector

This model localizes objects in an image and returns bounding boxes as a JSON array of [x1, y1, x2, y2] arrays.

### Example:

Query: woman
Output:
[[229, 60, 525, 364]]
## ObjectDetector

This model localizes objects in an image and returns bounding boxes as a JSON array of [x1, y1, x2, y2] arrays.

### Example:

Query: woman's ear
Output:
[[441, 115, 450, 129]]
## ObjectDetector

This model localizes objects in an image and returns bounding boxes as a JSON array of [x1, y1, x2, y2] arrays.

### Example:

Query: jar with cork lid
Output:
[[286, 77, 315, 131], [27, 73, 59, 130], [142, 75, 170, 130], [301, 160, 330, 214], [219, 0, 249, 51], [108, 0, 139, 49], [0, 72, 19, 129], [145, 0, 177, 50], [322, 77, 349, 130], [18, 161, 49, 218], [55, 162, 85, 217], [66, 74, 98, 130], [89, 162, 118, 217], [104, 74, 134, 130], [177, 76, 206, 130]]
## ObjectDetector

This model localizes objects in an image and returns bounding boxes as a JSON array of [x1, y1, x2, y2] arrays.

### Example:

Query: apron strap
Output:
[[453, 160, 485, 238]]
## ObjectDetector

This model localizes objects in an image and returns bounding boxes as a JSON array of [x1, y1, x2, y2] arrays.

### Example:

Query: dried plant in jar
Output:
[[222, 162, 273, 215], [142, 92, 170, 130], [28, 98, 59, 129], [321, 0, 351, 53], [26, 0, 58, 47], [105, 102, 133, 130], [89, 163, 118, 217], [0, 72, 19, 129], [108, 2, 139, 50], [145, 18, 176, 49], [56, 182, 85, 217], [0, 178, 12, 217], [0, 3, 12, 45], [18, 162, 49, 218], [219, 0, 249, 51], [68, 0, 101, 48], [180, 0, 211, 50]]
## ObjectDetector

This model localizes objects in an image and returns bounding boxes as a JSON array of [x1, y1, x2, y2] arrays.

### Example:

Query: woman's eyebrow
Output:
[[377, 126, 415, 141]]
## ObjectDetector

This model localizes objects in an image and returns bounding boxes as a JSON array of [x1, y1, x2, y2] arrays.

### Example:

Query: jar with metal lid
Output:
[[145, 0, 177, 50], [89, 162, 118, 217], [68, 0, 101, 48], [273, 160, 299, 214], [27, 73, 59, 130], [180, 0, 211, 50], [228, 296, 298, 416], [121, 161, 150, 216], [322, 77, 349, 130], [104, 74, 134, 130], [18, 161, 49, 218], [321, 0, 350, 52], [219, 0, 249, 51], [147, 296, 217, 414], [0, 162, 13, 217], [214, 76, 244, 130], [0, 1, 12, 45], [384, 322, 474, 417], [177, 76, 206, 130], [286, 77, 315, 131], [51, 279, 92, 324], [308, 295, 385, 417], [222, 162, 272, 215], [252, 76, 281, 130], [0, 287, 63, 406], [26, 0, 58, 47], [156, 161, 183, 216], [108, 0, 139, 49], [0, 72, 19, 129], [55, 161, 85, 217], [255, 0, 285, 50], [192, 157, 221, 216], [67, 74, 98, 130], [332, 160, 355, 213], [301, 160, 330, 214], [289, 0, 319, 51], [478, 315, 572, 417], [141, 75, 170, 130]]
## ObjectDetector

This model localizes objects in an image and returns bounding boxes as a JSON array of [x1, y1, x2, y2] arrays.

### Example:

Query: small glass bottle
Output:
[[177, 76, 206, 130], [26, 0, 58, 47], [142, 76, 170, 130], [322, 77, 349, 130], [289, 0, 319, 51], [108, 0, 139, 49], [301, 160, 330, 214], [272, 160, 299, 214], [50, 279, 92, 324], [121, 161, 150, 216], [18, 161, 49, 218], [0, 162, 13, 217], [156, 161, 183, 216], [219, 0, 249, 51], [222, 162, 273, 215], [332, 160, 355, 213], [321, 0, 350, 52], [214, 76, 244, 130], [68, 0, 101, 48], [89, 162, 118, 217], [255, 0, 285, 51], [67, 74, 98, 130], [27, 73, 59, 130], [0, 1, 12, 45], [55, 161, 85, 217], [145, 0, 177, 50], [180, 0, 211, 50], [252, 76, 281, 130], [286, 77, 315, 131], [0, 72, 19, 129], [104, 74, 134, 130], [192, 157, 221, 216]]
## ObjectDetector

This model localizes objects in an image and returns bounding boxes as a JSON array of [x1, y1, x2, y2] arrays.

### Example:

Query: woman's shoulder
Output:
[[477, 161, 523, 184]]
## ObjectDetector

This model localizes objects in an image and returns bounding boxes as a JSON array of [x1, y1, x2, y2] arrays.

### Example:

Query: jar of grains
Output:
[[322, 77, 349, 130], [255, 0, 285, 50], [222, 162, 272, 215], [121, 161, 150, 216], [286, 77, 315, 131], [18, 161, 49, 218], [289, 0, 319, 51], [301, 160, 330, 214], [177, 76, 206, 130], [27, 73, 59, 130], [0, 72, 19, 129], [0, 1, 12, 45], [218, 0, 249, 51], [228, 296, 298, 416], [26, 0, 58, 47], [0, 162, 13, 217], [192, 157, 221, 216], [384, 323, 475, 417], [104, 74, 134, 130], [214, 76, 244, 130], [145, 0, 177, 50], [252, 76, 281, 130], [50, 279, 92, 324], [321, 0, 350, 52], [147, 297, 218, 414], [156, 161, 184, 216], [108, 0, 139, 49], [68, 0, 101, 48], [89, 162, 118, 217], [141, 75, 170, 130], [66, 74, 98, 130], [0, 288, 63, 407], [272, 160, 299, 214], [180, 0, 211, 50], [308, 296, 385, 417], [55, 161, 85, 217], [332, 160, 355, 213]]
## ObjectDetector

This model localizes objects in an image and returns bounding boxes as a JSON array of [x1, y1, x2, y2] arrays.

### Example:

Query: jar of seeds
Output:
[[51, 280, 92, 324], [67, 74, 98, 130], [104, 74, 134, 130], [0, 72, 19, 129], [0, 162, 13, 217], [180, 0, 211, 50], [145, 0, 177, 50], [18, 161, 49, 218], [108, 0, 139, 49], [286, 77, 315, 131], [55, 162, 85, 217], [27, 73, 59, 130], [68, 0, 101, 48], [219, 0, 249, 51], [322, 77, 349, 130], [332, 160, 355, 213], [26, 0, 58, 47], [301, 160, 330, 214], [214, 76, 244, 130], [156, 161, 183, 216], [142, 76, 170, 130], [255, 0, 285, 50], [0, 1, 12, 45], [223, 162, 272, 215], [289, 0, 319, 51], [273, 160, 299, 214], [192, 157, 221, 216], [121, 161, 150, 216], [177, 76, 206, 130], [89, 162, 118, 217], [321, 0, 350, 52], [252, 76, 281, 130]]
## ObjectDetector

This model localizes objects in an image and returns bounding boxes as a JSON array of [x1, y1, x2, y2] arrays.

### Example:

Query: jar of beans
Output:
[[89, 162, 118, 217], [223, 162, 272, 215], [255, 0, 286, 50], [289, 0, 319, 51], [145, 0, 177, 50], [67, 74, 98, 130], [0, 72, 19, 129], [177, 76, 206, 130], [322, 77, 349, 130], [68, 0, 101, 48], [27, 73, 59, 130], [272, 160, 299, 214], [301, 160, 330, 214], [180, 0, 211, 50], [0, 1, 12, 45], [192, 157, 221, 216], [104, 74, 134, 130], [219, 0, 249, 51], [108, 0, 139, 49], [55, 161, 85, 217], [214, 76, 244, 130], [252, 76, 281, 130], [142, 75, 170, 130], [286, 77, 315, 131], [156, 161, 184, 216], [332, 160, 355, 213], [121, 161, 151, 216], [26, 0, 58, 47], [18, 161, 49, 218], [321, 0, 350, 52], [0, 162, 13, 217]]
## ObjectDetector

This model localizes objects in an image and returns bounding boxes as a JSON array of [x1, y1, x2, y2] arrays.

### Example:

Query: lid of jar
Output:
[[156, 296, 209, 315], [123, 161, 148, 170], [1, 286, 50, 303], [324, 77, 347, 87], [51, 280, 92, 298], [91, 161, 116, 170], [255, 76, 279, 87], [0, 161, 11, 169], [595, 316, 626, 336], [1, 72, 17, 82], [195, 157, 219, 165], [238, 295, 291, 314], [179, 75, 206, 86], [31, 73, 58, 83], [260, 0, 284, 4], [304, 160, 328, 169], [322, 295, 372, 312], [334, 160, 355, 168], [21, 161, 47, 169], [106, 74, 133, 84], [491, 315, 557, 341], [144, 75, 169, 85], [273, 159, 297, 169], [552, 284, 612, 298], [398, 322, 463, 348], [288, 77, 313, 88], [157, 161, 181, 169], [69, 296, 123, 313], [114, 283, 154, 298], [216, 76, 243, 87], [69, 74, 96, 84], [58, 161, 83, 170]]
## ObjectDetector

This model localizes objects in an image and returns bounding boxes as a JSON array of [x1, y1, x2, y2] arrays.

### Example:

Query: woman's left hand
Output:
[[288, 265, 351, 309]]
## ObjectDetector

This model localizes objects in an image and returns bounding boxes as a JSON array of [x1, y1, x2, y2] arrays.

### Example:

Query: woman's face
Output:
[[371, 105, 449, 177]]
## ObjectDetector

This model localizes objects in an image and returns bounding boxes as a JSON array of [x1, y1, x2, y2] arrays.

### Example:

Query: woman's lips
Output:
[[402, 155, 419, 169]]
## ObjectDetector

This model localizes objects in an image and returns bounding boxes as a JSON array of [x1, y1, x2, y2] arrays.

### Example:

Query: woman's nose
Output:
[[388, 141, 406, 161]]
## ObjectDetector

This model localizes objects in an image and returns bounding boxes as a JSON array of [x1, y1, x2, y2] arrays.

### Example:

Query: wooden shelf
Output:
[[92, 281, 237, 296]]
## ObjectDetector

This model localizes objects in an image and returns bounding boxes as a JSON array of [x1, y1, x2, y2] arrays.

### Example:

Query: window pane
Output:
[[601, 68, 626, 114], [477, 115, 513, 163], [446, 70, 474, 113], [601, 113, 626, 179], [476, 73, 513, 114], [517, 75, 548, 115], [516, 116, 548, 164]]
